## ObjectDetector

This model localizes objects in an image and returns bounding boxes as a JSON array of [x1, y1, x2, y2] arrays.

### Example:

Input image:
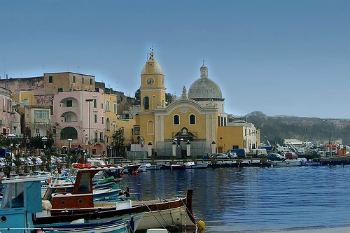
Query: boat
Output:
[[43, 165, 196, 231], [123, 164, 141, 175], [138, 163, 151, 172], [271, 158, 306, 167], [184, 161, 209, 169], [0, 177, 139, 233], [146, 164, 162, 170], [170, 164, 186, 170]]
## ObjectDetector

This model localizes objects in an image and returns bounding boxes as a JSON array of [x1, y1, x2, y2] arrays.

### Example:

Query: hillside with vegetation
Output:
[[242, 111, 350, 145]]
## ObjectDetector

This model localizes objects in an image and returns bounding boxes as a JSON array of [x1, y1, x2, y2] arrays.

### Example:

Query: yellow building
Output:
[[103, 92, 118, 145], [135, 51, 260, 157]]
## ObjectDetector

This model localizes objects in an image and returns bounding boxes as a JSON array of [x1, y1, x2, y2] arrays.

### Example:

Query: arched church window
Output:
[[143, 96, 149, 110], [173, 115, 180, 125], [190, 114, 196, 124]]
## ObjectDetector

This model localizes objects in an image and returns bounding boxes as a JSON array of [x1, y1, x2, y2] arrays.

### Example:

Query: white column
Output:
[[147, 143, 152, 158], [186, 143, 191, 157], [172, 143, 177, 157], [211, 141, 216, 154]]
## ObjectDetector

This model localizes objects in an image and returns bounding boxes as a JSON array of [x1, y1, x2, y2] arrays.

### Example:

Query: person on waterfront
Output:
[[124, 187, 130, 197]]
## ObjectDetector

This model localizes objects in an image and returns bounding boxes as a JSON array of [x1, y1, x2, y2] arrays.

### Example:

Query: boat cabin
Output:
[[50, 167, 105, 209], [0, 177, 42, 232]]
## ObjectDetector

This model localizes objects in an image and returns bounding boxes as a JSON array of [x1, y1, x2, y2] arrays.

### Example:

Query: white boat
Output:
[[271, 158, 306, 167], [184, 161, 209, 169], [138, 163, 151, 172], [146, 164, 162, 170]]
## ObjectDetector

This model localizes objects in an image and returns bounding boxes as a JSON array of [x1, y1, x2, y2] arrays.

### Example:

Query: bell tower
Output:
[[140, 50, 166, 112]]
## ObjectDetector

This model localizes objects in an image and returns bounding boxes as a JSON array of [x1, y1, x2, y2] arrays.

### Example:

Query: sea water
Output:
[[124, 166, 350, 232]]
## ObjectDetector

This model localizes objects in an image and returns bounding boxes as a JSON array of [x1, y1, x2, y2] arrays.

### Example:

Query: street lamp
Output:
[[7, 133, 16, 177], [67, 138, 72, 153], [85, 99, 94, 156]]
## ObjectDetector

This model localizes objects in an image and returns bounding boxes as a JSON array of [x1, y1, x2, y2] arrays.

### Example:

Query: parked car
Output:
[[267, 153, 284, 161], [35, 157, 43, 165], [227, 152, 237, 158], [212, 153, 229, 159], [0, 158, 6, 167]]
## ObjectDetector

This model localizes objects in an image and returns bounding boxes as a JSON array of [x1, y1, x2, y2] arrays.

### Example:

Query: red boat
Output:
[[39, 165, 196, 231]]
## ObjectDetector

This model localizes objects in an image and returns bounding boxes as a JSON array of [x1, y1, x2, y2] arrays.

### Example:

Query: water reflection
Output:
[[124, 166, 350, 232]]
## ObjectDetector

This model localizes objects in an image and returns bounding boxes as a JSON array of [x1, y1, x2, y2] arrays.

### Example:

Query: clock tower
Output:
[[140, 50, 166, 112]]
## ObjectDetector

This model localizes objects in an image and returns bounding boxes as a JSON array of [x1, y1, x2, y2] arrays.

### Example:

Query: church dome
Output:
[[141, 51, 163, 75], [188, 65, 223, 101]]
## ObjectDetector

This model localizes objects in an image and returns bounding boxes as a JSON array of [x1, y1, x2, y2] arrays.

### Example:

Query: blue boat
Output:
[[0, 177, 140, 233]]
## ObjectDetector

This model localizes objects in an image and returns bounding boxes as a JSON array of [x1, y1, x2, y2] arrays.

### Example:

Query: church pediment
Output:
[[154, 98, 217, 115]]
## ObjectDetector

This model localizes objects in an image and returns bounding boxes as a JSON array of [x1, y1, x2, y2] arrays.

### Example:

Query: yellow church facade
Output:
[[134, 51, 260, 157]]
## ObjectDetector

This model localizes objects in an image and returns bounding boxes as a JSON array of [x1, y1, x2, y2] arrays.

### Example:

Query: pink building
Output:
[[0, 87, 21, 135], [53, 90, 106, 155]]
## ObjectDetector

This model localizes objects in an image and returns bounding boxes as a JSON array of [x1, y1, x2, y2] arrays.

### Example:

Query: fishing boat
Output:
[[43, 164, 196, 231], [0, 177, 139, 233]]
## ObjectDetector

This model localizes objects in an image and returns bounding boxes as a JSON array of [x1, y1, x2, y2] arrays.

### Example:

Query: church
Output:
[[133, 51, 260, 157]]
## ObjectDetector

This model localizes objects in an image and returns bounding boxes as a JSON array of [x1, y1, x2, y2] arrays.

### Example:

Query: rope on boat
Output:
[[143, 202, 168, 230], [180, 198, 200, 233]]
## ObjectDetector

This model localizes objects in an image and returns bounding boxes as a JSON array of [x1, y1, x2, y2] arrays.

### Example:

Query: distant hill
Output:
[[242, 111, 350, 145]]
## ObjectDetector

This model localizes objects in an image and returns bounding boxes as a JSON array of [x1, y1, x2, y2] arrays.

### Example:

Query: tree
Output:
[[112, 128, 125, 157], [134, 89, 141, 105], [165, 93, 173, 104]]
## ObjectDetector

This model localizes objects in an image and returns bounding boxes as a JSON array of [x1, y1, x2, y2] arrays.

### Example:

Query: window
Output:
[[106, 118, 110, 131], [143, 96, 149, 110], [49, 76, 53, 83], [58, 88, 63, 92], [34, 110, 49, 120], [66, 100, 72, 107], [2, 183, 24, 208], [100, 132, 103, 141], [106, 101, 110, 111], [93, 99, 97, 108], [94, 114, 97, 123], [22, 99, 29, 106], [190, 114, 196, 124], [82, 78, 84, 84], [90, 79, 93, 85], [133, 126, 140, 135], [72, 76, 76, 83], [77, 173, 91, 193], [218, 116, 220, 126], [95, 132, 98, 142], [102, 117, 104, 124], [174, 115, 180, 125]]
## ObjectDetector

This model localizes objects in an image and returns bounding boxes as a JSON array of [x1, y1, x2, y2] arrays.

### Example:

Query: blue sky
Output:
[[1, 0, 350, 118]]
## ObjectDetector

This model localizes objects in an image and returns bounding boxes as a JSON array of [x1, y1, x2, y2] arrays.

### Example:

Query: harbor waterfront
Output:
[[123, 166, 350, 233]]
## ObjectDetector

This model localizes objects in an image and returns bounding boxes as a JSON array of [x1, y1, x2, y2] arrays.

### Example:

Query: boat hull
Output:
[[40, 219, 131, 233], [46, 191, 195, 231], [137, 206, 195, 231]]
